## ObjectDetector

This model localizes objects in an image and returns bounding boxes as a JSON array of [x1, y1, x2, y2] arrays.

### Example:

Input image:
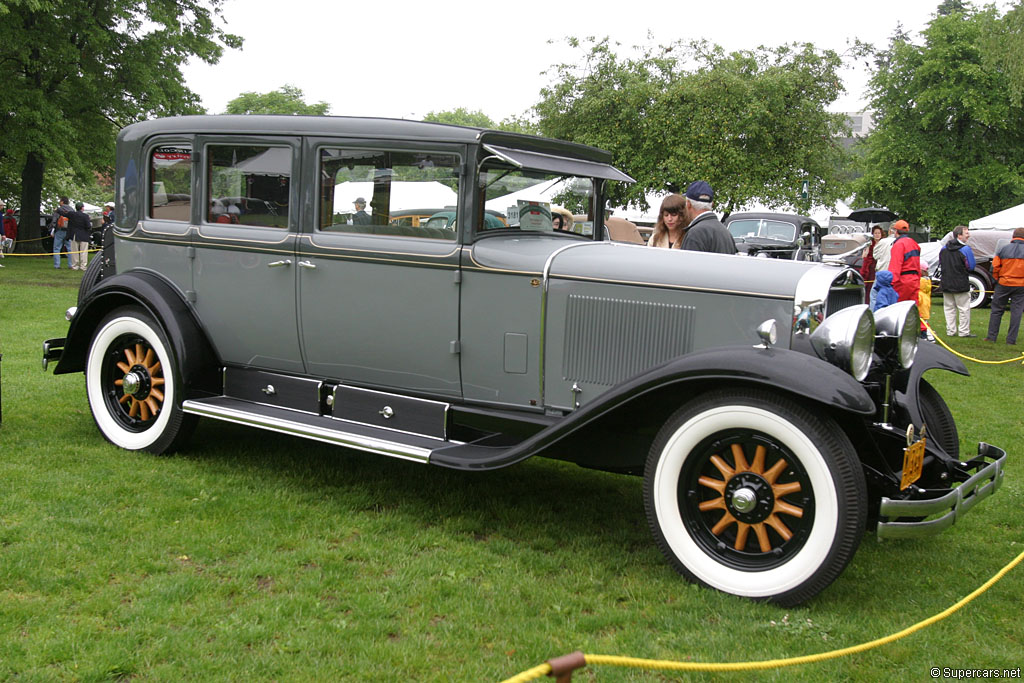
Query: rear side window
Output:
[[206, 145, 290, 228], [318, 148, 459, 240], [149, 146, 192, 221]]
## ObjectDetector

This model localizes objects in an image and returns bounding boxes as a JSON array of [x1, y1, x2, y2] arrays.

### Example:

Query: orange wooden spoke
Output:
[[774, 500, 804, 519], [773, 481, 802, 498], [143, 347, 155, 368], [711, 510, 737, 536], [152, 377, 165, 386], [753, 523, 772, 552], [698, 475, 726, 494], [123, 347, 136, 365], [150, 361, 161, 375], [129, 399, 140, 418], [119, 393, 131, 404], [734, 522, 751, 550], [765, 514, 794, 541], [145, 396, 159, 416], [139, 400, 150, 421], [114, 378, 123, 386], [116, 361, 131, 373], [710, 454, 734, 479], [763, 458, 788, 484], [135, 343, 144, 365], [150, 387, 164, 402], [751, 444, 766, 474], [699, 497, 727, 512], [731, 443, 750, 472]]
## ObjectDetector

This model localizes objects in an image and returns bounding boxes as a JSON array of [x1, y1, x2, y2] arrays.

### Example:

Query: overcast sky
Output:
[[182, 0, 988, 121]]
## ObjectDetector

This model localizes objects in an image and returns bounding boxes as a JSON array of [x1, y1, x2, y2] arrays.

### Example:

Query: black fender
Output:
[[892, 340, 968, 429], [431, 345, 874, 470], [52, 271, 221, 397]]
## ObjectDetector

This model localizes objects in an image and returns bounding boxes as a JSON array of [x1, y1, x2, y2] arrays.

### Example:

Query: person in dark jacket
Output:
[[50, 197, 75, 269], [871, 270, 899, 311], [678, 181, 737, 255], [66, 202, 93, 271], [984, 227, 1024, 345], [938, 225, 977, 337]]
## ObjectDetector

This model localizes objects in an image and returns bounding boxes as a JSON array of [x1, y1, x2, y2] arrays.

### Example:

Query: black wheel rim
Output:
[[679, 429, 816, 571], [101, 333, 165, 431]]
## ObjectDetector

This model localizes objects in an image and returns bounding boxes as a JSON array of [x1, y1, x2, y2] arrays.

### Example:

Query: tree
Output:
[[224, 85, 330, 115], [854, 5, 1024, 229], [0, 0, 240, 252], [424, 107, 539, 134], [534, 37, 851, 214]]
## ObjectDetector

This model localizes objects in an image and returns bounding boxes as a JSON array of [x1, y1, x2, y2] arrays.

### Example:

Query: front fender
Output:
[[892, 340, 968, 428], [51, 271, 220, 396], [431, 346, 874, 470]]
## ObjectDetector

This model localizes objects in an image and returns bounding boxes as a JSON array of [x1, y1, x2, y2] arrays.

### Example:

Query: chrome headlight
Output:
[[873, 300, 920, 368], [809, 304, 876, 381]]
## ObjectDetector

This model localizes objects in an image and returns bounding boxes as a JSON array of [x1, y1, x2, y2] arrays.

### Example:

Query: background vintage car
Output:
[[43, 115, 1006, 607], [724, 211, 824, 261]]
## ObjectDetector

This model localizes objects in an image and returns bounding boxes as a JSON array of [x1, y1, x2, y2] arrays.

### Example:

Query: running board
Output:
[[182, 396, 446, 464]]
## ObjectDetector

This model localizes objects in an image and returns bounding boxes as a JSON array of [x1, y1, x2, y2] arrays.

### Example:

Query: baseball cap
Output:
[[685, 180, 714, 203], [892, 219, 910, 232]]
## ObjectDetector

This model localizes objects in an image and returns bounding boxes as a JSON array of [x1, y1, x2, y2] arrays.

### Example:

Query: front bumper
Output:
[[876, 443, 1007, 539]]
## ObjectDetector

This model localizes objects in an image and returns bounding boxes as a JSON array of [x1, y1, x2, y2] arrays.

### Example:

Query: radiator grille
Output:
[[826, 286, 864, 317], [562, 295, 695, 386]]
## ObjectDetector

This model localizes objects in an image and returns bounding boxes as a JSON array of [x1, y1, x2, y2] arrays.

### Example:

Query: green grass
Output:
[[1, 255, 1021, 681]]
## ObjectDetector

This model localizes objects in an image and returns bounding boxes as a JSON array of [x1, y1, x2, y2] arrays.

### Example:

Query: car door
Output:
[[296, 140, 463, 398], [191, 136, 303, 373]]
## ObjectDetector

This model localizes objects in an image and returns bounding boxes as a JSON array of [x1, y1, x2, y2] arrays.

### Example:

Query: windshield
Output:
[[728, 219, 797, 242], [479, 165, 597, 235]]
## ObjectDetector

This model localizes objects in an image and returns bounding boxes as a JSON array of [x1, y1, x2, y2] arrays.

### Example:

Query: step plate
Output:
[[182, 396, 439, 463]]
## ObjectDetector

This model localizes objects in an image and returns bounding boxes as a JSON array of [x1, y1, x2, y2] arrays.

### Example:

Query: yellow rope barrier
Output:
[[500, 548, 1024, 682], [924, 322, 1024, 365], [1, 247, 102, 256]]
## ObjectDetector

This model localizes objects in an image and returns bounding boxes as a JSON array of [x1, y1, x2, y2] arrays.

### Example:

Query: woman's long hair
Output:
[[649, 193, 687, 248]]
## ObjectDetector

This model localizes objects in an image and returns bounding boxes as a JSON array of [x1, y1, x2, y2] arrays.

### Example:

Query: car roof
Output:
[[726, 212, 816, 224]]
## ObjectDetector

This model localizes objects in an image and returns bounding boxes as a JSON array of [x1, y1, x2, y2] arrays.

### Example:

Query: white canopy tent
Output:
[[333, 181, 458, 214], [969, 203, 1024, 231]]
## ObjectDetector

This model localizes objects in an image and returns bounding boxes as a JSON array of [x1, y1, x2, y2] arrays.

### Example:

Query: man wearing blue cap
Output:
[[679, 180, 737, 255]]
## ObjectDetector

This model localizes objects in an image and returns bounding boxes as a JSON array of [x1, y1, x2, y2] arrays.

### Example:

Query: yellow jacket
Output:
[[918, 276, 932, 321]]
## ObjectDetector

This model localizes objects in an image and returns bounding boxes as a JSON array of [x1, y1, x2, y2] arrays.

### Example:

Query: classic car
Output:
[[42, 115, 1006, 606], [724, 211, 824, 261]]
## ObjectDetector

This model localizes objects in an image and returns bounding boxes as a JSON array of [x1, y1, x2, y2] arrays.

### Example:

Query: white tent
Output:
[[969, 203, 1024, 230], [333, 181, 457, 214]]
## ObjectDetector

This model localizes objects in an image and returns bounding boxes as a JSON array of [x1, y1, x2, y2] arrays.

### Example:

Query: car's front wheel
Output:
[[85, 306, 195, 453], [643, 389, 866, 606]]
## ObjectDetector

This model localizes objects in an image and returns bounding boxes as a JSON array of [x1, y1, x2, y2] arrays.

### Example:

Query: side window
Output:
[[149, 145, 192, 221], [206, 145, 290, 228], [318, 148, 459, 240]]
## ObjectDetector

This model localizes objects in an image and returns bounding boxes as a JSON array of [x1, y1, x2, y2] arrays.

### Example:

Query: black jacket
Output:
[[67, 210, 93, 242], [939, 240, 971, 293], [681, 212, 738, 255]]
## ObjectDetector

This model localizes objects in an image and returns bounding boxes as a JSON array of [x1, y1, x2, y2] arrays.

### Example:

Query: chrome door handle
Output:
[[298, 260, 317, 270], [267, 259, 292, 268]]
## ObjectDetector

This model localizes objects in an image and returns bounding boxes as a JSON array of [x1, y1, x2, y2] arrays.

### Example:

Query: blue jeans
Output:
[[52, 229, 71, 268]]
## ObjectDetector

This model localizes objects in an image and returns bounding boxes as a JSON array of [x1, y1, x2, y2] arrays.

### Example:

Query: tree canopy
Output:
[[854, 4, 1024, 229], [534, 37, 851, 214], [0, 0, 240, 250], [424, 108, 539, 135], [224, 85, 329, 115]]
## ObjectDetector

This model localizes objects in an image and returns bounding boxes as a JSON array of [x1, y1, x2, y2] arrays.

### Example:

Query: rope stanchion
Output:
[[924, 322, 1024, 365], [500, 548, 1024, 682]]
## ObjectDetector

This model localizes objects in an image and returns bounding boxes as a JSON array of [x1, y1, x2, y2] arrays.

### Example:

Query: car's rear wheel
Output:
[[77, 254, 103, 306], [643, 389, 866, 606], [85, 306, 195, 453], [968, 271, 991, 309]]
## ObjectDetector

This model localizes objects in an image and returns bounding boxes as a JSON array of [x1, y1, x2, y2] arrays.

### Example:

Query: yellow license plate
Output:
[[900, 437, 926, 490]]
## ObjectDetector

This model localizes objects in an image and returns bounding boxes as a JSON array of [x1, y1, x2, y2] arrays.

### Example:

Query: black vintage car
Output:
[[725, 211, 824, 261]]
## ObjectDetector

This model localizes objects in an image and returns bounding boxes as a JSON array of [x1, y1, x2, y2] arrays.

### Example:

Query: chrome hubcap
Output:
[[122, 371, 141, 396], [730, 487, 757, 514]]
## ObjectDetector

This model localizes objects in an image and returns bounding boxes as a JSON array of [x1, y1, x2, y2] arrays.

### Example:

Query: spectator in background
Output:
[[102, 203, 115, 228], [67, 202, 93, 271], [50, 197, 75, 269], [886, 220, 920, 303], [648, 194, 687, 249], [984, 227, 1024, 345], [352, 197, 371, 225], [861, 225, 884, 306], [3, 208, 17, 251], [939, 225, 976, 337], [871, 270, 899, 311], [873, 224, 897, 273], [678, 181, 737, 254], [918, 258, 934, 341]]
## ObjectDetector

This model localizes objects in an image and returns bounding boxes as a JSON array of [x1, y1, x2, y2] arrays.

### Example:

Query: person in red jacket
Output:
[[2, 208, 17, 252], [886, 220, 920, 303], [860, 225, 884, 304], [984, 227, 1024, 345]]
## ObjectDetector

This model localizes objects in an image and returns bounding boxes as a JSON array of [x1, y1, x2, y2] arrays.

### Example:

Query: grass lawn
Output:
[[1, 255, 1021, 681]]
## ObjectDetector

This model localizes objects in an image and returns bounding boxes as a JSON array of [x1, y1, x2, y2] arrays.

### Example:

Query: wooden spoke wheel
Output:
[[644, 389, 866, 606]]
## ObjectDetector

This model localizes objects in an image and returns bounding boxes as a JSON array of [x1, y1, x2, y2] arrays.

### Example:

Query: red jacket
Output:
[[3, 214, 16, 239], [993, 237, 1024, 287], [887, 234, 921, 301]]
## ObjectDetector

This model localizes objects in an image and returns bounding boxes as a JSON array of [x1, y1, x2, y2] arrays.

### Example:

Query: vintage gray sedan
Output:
[[43, 116, 1006, 606]]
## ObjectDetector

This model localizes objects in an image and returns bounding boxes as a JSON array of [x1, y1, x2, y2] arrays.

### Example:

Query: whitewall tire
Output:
[[643, 389, 866, 606]]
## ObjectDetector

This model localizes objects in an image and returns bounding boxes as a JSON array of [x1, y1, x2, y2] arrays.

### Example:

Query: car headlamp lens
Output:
[[873, 300, 919, 368], [809, 304, 875, 381]]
